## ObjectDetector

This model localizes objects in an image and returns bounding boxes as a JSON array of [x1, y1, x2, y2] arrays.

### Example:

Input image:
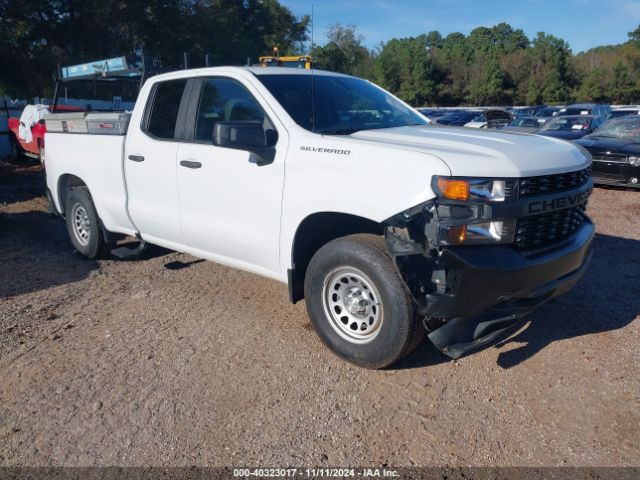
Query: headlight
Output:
[[433, 177, 507, 202], [439, 220, 515, 246], [429, 176, 515, 246], [629, 156, 640, 167]]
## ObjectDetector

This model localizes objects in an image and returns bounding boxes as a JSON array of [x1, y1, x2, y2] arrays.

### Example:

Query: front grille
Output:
[[515, 204, 587, 251], [591, 154, 627, 164], [513, 167, 591, 252], [518, 167, 591, 197]]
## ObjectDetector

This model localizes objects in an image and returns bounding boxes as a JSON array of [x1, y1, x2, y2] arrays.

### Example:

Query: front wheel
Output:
[[65, 188, 112, 259], [304, 234, 424, 369]]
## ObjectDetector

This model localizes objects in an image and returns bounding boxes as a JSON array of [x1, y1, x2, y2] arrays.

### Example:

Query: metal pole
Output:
[[183, 52, 188, 69], [52, 65, 60, 112], [140, 47, 146, 87], [205, 53, 210, 67]]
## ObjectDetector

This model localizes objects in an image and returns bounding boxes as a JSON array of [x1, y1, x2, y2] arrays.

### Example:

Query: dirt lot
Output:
[[0, 163, 639, 468]]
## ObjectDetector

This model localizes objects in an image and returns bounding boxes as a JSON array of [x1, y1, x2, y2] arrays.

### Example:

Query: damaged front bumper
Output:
[[427, 219, 593, 358], [389, 218, 594, 359]]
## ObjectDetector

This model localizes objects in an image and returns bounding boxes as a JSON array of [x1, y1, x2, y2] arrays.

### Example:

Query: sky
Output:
[[280, 0, 640, 53]]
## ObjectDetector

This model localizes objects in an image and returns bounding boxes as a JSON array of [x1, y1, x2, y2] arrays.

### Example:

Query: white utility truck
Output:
[[44, 67, 594, 368]]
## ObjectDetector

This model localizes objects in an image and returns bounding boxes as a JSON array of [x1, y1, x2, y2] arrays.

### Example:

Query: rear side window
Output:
[[145, 79, 188, 139]]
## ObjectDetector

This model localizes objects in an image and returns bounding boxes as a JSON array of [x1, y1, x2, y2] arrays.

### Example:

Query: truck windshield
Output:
[[542, 116, 592, 131], [256, 74, 427, 134]]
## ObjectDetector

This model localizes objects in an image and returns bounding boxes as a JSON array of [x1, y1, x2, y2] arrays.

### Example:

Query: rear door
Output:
[[124, 78, 191, 246], [175, 76, 286, 276]]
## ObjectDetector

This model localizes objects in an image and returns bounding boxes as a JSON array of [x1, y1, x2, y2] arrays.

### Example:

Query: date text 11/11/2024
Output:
[[232, 468, 400, 477]]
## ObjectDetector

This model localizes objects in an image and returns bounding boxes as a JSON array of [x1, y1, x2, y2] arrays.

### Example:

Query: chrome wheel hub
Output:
[[71, 204, 91, 247], [321, 267, 383, 344], [344, 287, 370, 316]]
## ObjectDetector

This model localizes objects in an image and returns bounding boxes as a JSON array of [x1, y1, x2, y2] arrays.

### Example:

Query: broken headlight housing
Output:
[[429, 176, 516, 246], [438, 221, 516, 245]]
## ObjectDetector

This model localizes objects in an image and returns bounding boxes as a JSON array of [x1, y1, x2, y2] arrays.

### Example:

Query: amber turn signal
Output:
[[436, 178, 470, 201]]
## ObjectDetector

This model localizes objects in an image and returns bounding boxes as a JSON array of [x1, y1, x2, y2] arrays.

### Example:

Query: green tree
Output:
[[0, 0, 309, 97], [375, 35, 439, 106], [629, 25, 640, 45], [312, 24, 372, 76], [466, 53, 506, 105], [425, 31, 443, 49], [529, 32, 575, 103], [576, 68, 608, 102], [610, 62, 640, 103]]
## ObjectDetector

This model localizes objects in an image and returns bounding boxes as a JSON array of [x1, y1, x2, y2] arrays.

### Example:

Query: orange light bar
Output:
[[437, 178, 470, 201]]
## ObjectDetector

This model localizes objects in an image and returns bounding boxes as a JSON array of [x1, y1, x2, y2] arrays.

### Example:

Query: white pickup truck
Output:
[[44, 67, 594, 368]]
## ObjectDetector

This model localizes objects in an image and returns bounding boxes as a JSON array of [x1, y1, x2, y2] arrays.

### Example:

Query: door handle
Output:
[[128, 154, 145, 162], [180, 160, 202, 169]]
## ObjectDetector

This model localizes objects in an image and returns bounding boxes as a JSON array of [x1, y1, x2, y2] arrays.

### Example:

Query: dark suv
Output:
[[557, 103, 611, 122]]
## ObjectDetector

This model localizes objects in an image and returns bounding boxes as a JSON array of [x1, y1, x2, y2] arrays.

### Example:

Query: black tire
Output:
[[9, 137, 22, 162], [304, 234, 424, 369], [65, 188, 112, 259], [38, 142, 45, 165]]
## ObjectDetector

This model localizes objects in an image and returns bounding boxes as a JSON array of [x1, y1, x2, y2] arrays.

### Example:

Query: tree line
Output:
[[315, 23, 640, 106], [0, 0, 309, 97], [1, 1, 639, 107]]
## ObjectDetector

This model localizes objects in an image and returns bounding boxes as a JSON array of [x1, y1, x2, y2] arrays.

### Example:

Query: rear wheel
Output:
[[304, 234, 424, 369], [65, 188, 112, 259]]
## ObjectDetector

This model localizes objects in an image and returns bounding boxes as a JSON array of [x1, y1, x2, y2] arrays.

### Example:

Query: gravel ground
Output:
[[0, 163, 639, 468]]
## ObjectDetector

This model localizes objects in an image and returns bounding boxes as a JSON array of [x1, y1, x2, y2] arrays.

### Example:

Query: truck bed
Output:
[[45, 132, 136, 236]]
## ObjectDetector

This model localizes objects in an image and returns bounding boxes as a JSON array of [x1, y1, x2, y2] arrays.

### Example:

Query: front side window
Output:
[[194, 78, 266, 142], [146, 79, 188, 139], [256, 74, 427, 134]]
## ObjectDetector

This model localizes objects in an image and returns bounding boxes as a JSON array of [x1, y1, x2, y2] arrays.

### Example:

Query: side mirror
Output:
[[213, 121, 277, 166]]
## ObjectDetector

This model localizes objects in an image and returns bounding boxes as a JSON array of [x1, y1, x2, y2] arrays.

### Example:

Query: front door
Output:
[[176, 77, 285, 277]]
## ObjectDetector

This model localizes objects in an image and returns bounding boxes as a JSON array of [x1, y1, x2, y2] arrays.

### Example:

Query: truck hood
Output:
[[349, 125, 590, 177]]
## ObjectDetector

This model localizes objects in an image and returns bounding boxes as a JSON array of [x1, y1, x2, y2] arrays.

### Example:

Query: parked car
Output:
[[537, 115, 602, 140], [500, 116, 546, 134], [417, 108, 449, 122], [434, 110, 481, 126], [43, 67, 594, 368], [525, 105, 549, 116], [464, 109, 513, 129], [575, 116, 640, 188], [606, 108, 640, 120], [534, 106, 561, 118], [557, 103, 611, 121], [506, 107, 531, 119]]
